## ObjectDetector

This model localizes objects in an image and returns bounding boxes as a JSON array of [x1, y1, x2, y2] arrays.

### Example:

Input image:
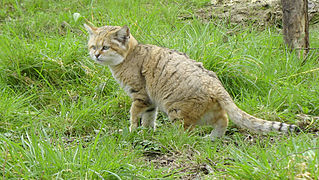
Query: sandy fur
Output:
[[84, 24, 298, 141]]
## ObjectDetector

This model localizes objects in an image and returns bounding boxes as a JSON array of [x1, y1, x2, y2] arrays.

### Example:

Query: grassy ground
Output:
[[1, 0, 319, 179]]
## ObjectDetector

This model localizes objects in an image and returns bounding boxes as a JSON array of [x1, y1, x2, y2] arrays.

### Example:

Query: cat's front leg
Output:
[[141, 106, 158, 130], [129, 99, 150, 132]]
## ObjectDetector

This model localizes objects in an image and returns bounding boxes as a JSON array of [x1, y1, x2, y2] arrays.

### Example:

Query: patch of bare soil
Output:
[[143, 146, 216, 179], [181, 0, 319, 28]]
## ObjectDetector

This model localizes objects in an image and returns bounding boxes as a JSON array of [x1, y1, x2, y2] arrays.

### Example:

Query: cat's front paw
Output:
[[203, 134, 216, 142], [129, 123, 138, 132]]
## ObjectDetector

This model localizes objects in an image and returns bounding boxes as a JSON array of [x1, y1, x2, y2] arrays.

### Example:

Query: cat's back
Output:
[[139, 44, 218, 109]]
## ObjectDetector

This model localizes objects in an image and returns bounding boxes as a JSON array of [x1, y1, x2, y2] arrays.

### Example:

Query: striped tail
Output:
[[220, 100, 299, 133]]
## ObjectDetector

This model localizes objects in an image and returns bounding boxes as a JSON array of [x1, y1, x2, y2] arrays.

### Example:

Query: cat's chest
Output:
[[109, 67, 144, 97]]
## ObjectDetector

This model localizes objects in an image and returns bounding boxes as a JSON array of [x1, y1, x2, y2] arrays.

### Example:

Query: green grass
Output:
[[1, 0, 319, 179]]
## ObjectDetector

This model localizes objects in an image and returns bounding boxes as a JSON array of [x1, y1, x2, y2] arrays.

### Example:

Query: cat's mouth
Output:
[[92, 54, 124, 66], [95, 57, 105, 63], [95, 58, 110, 65], [96, 59, 106, 64]]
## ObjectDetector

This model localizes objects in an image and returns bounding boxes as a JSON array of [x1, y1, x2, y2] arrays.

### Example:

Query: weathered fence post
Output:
[[281, 0, 309, 57]]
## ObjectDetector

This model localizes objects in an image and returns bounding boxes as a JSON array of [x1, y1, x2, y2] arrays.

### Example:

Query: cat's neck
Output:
[[127, 35, 138, 57], [108, 35, 138, 69]]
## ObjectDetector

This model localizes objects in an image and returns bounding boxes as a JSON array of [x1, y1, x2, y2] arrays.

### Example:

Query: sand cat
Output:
[[84, 24, 298, 141]]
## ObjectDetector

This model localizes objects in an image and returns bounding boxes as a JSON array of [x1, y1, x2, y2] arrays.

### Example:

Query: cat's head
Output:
[[84, 24, 137, 66]]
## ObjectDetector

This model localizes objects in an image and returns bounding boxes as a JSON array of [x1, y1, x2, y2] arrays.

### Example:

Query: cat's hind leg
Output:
[[167, 107, 197, 131], [209, 110, 228, 141]]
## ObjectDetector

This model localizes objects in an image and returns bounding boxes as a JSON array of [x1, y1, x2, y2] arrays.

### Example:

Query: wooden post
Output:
[[281, 0, 309, 57]]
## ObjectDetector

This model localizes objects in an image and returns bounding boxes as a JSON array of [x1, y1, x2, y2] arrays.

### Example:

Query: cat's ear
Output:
[[113, 25, 130, 45], [84, 24, 96, 36]]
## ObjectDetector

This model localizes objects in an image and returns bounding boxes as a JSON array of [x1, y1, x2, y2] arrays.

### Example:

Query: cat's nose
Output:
[[95, 54, 100, 58]]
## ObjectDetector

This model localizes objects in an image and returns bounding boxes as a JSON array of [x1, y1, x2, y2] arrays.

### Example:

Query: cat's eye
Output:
[[102, 46, 110, 51], [91, 45, 96, 50]]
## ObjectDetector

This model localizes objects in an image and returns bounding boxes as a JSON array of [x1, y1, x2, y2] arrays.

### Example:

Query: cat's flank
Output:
[[84, 24, 298, 141]]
